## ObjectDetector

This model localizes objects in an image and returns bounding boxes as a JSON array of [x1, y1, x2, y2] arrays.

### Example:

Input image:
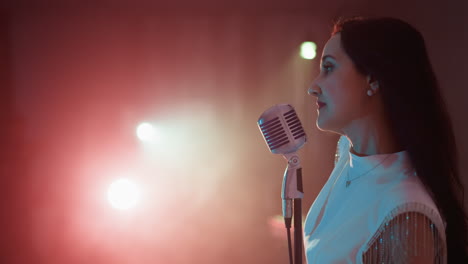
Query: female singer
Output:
[[305, 16, 468, 263]]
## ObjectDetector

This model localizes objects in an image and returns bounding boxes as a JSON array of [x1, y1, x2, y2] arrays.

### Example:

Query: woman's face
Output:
[[309, 33, 371, 133]]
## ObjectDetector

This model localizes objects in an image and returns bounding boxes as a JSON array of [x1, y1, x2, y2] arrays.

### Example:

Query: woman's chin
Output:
[[316, 120, 328, 131], [316, 118, 339, 133], [316, 116, 328, 130]]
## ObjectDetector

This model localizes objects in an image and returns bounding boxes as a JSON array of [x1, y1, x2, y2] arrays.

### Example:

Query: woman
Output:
[[305, 16, 468, 263]]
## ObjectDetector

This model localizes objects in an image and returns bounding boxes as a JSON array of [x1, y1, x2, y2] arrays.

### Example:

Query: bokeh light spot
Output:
[[136, 122, 160, 143], [107, 178, 141, 210], [300, 41, 317, 60]]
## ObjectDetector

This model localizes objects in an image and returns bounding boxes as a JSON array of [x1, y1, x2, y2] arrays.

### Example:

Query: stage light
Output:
[[136, 122, 160, 143], [300, 41, 317, 60], [107, 178, 141, 210]]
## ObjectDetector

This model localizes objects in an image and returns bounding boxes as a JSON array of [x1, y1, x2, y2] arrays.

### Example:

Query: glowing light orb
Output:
[[136, 122, 159, 142], [107, 178, 141, 210], [300, 41, 317, 60]]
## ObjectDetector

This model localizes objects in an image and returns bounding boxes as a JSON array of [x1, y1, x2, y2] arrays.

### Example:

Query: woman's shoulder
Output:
[[362, 178, 448, 260], [375, 177, 447, 238]]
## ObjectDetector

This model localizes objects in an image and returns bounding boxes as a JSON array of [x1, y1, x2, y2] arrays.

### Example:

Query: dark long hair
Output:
[[332, 16, 468, 262]]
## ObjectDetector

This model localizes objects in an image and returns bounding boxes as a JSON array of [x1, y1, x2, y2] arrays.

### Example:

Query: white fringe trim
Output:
[[363, 201, 447, 263]]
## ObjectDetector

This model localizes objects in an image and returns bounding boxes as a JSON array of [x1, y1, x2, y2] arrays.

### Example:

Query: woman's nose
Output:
[[307, 84, 321, 96]]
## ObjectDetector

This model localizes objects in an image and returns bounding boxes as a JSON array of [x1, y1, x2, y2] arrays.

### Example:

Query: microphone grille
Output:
[[258, 104, 307, 154], [284, 109, 306, 140], [258, 116, 290, 152]]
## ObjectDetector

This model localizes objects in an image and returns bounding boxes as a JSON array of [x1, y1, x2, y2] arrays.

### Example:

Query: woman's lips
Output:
[[317, 102, 326, 109]]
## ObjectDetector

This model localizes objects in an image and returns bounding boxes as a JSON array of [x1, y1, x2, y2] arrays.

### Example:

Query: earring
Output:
[[367, 82, 379, 96]]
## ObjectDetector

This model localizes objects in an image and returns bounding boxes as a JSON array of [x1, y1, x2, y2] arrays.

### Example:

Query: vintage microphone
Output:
[[257, 104, 307, 264]]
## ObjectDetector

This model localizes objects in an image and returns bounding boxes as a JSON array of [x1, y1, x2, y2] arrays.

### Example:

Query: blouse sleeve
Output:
[[362, 211, 446, 264]]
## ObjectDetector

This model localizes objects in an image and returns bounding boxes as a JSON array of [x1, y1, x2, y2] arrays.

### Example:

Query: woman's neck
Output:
[[341, 113, 401, 157]]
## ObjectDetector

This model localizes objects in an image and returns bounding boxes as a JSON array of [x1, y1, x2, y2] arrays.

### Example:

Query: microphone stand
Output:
[[294, 169, 303, 264], [282, 154, 304, 264]]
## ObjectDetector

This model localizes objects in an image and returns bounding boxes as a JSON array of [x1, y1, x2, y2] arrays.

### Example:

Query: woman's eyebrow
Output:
[[321, 55, 336, 62]]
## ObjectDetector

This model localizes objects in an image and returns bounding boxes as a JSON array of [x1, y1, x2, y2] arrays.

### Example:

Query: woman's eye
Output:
[[322, 64, 333, 73]]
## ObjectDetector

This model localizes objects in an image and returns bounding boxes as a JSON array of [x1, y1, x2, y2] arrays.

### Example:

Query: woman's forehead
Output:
[[322, 34, 342, 62]]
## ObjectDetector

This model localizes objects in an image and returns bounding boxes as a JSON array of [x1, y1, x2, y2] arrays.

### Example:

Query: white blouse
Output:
[[303, 136, 447, 263]]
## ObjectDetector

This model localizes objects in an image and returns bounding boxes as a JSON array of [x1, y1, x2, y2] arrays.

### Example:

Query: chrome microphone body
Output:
[[257, 104, 307, 218]]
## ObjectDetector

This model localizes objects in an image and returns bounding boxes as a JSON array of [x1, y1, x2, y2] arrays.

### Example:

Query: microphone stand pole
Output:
[[282, 154, 304, 264], [294, 168, 303, 264]]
